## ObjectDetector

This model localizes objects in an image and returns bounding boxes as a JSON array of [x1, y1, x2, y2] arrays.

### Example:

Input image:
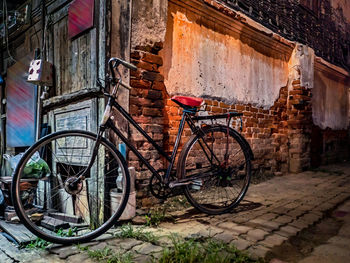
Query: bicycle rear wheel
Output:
[[178, 125, 252, 215], [12, 130, 130, 244]]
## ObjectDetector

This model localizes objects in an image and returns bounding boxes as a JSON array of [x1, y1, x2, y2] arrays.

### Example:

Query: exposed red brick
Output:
[[152, 81, 166, 91], [146, 89, 163, 100], [135, 61, 159, 72], [141, 52, 163, 66], [236, 105, 245, 111], [130, 69, 142, 79], [142, 71, 164, 82], [219, 102, 229, 108], [211, 107, 223, 113], [129, 105, 140, 115], [205, 99, 213, 106], [131, 51, 141, 60], [130, 79, 152, 89], [130, 97, 153, 107]]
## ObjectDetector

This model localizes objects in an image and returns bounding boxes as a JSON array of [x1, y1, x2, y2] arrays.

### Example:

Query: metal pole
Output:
[[39, 0, 46, 210]]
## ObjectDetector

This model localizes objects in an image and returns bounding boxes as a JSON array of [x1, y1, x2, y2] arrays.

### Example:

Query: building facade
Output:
[[1, 0, 349, 205], [128, 0, 350, 203]]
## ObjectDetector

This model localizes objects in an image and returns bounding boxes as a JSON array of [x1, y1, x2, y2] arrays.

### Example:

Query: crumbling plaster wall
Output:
[[312, 64, 350, 130], [287, 44, 314, 90], [160, 6, 291, 109], [131, 0, 168, 48]]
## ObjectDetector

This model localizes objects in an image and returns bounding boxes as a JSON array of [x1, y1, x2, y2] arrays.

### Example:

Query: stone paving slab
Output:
[[259, 234, 288, 248], [230, 237, 252, 250], [1, 163, 350, 262], [108, 238, 143, 250]]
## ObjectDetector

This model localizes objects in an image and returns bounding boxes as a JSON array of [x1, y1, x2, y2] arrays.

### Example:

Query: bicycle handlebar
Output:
[[108, 57, 137, 71], [108, 57, 137, 92]]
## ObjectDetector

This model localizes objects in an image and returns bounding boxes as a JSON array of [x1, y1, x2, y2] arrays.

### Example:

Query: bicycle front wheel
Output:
[[12, 130, 130, 244], [178, 125, 252, 215]]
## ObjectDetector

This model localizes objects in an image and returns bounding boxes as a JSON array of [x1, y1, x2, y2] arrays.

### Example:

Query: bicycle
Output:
[[11, 57, 253, 244]]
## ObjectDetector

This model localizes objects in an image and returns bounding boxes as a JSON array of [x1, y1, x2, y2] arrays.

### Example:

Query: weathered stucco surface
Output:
[[131, 0, 168, 48], [160, 3, 292, 109], [312, 62, 350, 130], [288, 44, 314, 90]]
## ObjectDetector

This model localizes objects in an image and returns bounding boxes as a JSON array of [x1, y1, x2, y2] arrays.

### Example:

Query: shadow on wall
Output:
[[311, 125, 349, 167], [311, 68, 350, 167]]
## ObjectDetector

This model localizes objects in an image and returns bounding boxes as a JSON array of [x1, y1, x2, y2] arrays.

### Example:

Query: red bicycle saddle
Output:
[[171, 96, 203, 108]]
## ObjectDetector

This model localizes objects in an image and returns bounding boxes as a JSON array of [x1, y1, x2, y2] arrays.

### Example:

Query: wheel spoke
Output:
[[181, 126, 251, 214]]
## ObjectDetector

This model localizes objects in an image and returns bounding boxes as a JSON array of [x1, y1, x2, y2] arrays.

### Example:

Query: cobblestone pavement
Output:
[[1, 163, 350, 262], [297, 199, 350, 263]]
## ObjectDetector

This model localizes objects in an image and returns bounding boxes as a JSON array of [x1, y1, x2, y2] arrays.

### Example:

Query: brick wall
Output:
[[164, 85, 292, 177], [286, 80, 313, 173], [129, 45, 347, 205], [129, 43, 167, 206]]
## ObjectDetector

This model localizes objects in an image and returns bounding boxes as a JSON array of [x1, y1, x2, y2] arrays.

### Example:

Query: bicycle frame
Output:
[[97, 92, 243, 186]]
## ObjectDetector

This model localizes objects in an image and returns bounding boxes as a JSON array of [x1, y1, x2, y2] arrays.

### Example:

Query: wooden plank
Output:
[[41, 216, 70, 231], [110, 0, 131, 140], [0, 221, 37, 245], [97, 0, 106, 80], [89, 28, 97, 97], [47, 0, 70, 15], [42, 87, 100, 109], [49, 212, 82, 224]]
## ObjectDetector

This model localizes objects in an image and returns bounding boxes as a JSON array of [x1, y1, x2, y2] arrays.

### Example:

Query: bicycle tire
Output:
[[178, 125, 252, 215], [12, 130, 130, 244]]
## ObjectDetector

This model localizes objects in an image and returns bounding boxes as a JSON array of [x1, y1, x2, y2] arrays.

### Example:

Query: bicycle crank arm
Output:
[[168, 181, 194, 188], [169, 170, 219, 188]]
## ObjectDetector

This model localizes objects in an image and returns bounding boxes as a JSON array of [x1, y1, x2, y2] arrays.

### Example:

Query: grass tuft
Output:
[[155, 234, 263, 263], [78, 246, 134, 263], [25, 238, 52, 249], [145, 208, 167, 227], [115, 223, 159, 244]]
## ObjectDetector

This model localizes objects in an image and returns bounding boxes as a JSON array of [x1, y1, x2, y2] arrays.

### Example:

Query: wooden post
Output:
[[110, 0, 132, 138]]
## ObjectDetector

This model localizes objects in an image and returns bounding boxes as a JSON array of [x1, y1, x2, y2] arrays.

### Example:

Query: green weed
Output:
[[115, 223, 159, 244], [25, 238, 51, 249], [155, 234, 262, 263], [107, 251, 134, 263], [87, 247, 112, 261], [78, 246, 133, 263], [145, 208, 167, 227], [76, 244, 89, 251], [56, 227, 77, 237], [24, 227, 78, 250]]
